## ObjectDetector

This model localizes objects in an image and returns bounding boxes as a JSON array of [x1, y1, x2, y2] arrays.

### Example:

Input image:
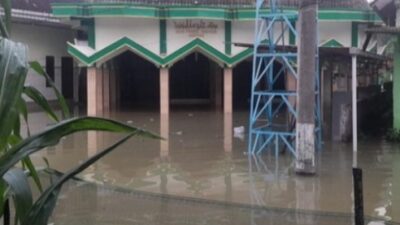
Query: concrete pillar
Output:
[[103, 67, 110, 113], [110, 65, 117, 110], [87, 67, 99, 116], [352, 56, 358, 155], [224, 67, 233, 114], [295, 0, 317, 175], [160, 67, 169, 115], [96, 67, 104, 115]]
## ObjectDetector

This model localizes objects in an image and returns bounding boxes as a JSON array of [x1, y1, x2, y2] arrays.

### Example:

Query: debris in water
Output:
[[234, 126, 245, 140], [368, 221, 386, 225], [234, 126, 245, 133], [127, 120, 133, 124], [374, 206, 387, 217], [176, 131, 183, 135], [188, 113, 194, 117], [149, 118, 155, 122]]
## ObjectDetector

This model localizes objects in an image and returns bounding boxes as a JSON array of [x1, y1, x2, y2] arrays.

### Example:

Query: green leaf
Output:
[[0, 38, 28, 150], [22, 134, 134, 225], [3, 168, 33, 224], [22, 157, 43, 192], [17, 97, 31, 137], [29, 61, 70, 119], [17, 96, 28, 124], [0, 117, 160, 178], [23, 86, 59, 122]]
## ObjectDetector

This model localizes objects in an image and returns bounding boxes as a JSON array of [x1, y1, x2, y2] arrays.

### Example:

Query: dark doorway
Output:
[[61, 57, 74, 99], [116, 51, 159, 109], [233, 60, 252, 110], [170, 52, 212, 106], [233, 60, 285, 110]]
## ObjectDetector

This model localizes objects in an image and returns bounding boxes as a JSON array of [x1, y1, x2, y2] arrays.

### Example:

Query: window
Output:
[[45, 56, 55, 87]]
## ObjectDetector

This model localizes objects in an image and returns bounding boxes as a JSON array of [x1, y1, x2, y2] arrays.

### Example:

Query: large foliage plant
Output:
[[0, 1, 159, 225]]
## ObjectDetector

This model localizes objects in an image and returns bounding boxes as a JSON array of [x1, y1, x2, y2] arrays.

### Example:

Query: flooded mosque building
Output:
[[15, 0, 389, 141], [7, 0, 75, 102]]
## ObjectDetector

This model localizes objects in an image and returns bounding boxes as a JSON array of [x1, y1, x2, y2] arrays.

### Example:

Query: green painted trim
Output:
[[289, 20, 296, 45], [68, 37, 252, 67], [81, 18, 95, 48], [225, 20, 232, 55], [160, 19, 167, 54], [51, 4, 382, 22], [320, 39, 344, 48], [351, 22, 358, 48]]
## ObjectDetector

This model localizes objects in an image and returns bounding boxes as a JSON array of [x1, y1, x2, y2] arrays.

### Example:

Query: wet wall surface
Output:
[[26, 109, 400, 224]]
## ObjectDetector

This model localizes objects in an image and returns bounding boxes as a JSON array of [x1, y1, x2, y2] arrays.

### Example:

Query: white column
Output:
[[87, 67, 98, 116], [96, 67, 104, 115], [352, 55, 358, 167], [103, 67, 110, 113], [110, 66, 117, 110], [224, 67, 233, 114], [160, 67, 170, 115]]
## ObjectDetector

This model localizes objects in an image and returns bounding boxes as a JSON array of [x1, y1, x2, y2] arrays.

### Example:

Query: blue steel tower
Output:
[[248, 0, 322, 156]]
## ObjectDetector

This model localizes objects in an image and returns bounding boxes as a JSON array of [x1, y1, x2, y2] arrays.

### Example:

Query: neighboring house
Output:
[[370, 0, 396, 26], [8, 0, 75, 103]]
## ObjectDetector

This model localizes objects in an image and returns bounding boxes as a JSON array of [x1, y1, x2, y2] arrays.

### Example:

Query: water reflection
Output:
[[224, 113, 233, 153], [160, 114, 169, 158]]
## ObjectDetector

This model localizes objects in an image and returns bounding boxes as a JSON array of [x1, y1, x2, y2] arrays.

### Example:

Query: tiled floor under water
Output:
[[27, 109, 400, 224]]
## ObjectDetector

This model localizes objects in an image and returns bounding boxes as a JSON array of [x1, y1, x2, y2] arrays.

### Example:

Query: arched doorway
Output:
[[169, 52, 222, 110], [113, 51, 159, 110]]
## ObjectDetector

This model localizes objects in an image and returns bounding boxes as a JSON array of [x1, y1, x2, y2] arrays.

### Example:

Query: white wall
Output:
[[10, 22, 74, 101], [232, 21, 255, 55], [319, 21, 351, 47], [232, 20, 291, 55], [95, 17, 160, 54], [166, 19, 225, 55]]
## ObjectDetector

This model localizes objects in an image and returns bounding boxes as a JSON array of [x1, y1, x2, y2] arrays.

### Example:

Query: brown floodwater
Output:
[[26, 109, 400, 224]]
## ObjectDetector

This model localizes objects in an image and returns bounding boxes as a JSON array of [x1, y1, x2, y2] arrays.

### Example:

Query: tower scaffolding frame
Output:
[[248, 0, 322, 156]]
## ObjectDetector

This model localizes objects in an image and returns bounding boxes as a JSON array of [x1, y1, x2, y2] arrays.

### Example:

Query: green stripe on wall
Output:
[[52, 4, 382, 23], [160, 19, 167, 54], [351, 22, 358, 48], [225, 20, 232, 55], [81, 18, 95, 49], [68, 37, 252, 67]]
